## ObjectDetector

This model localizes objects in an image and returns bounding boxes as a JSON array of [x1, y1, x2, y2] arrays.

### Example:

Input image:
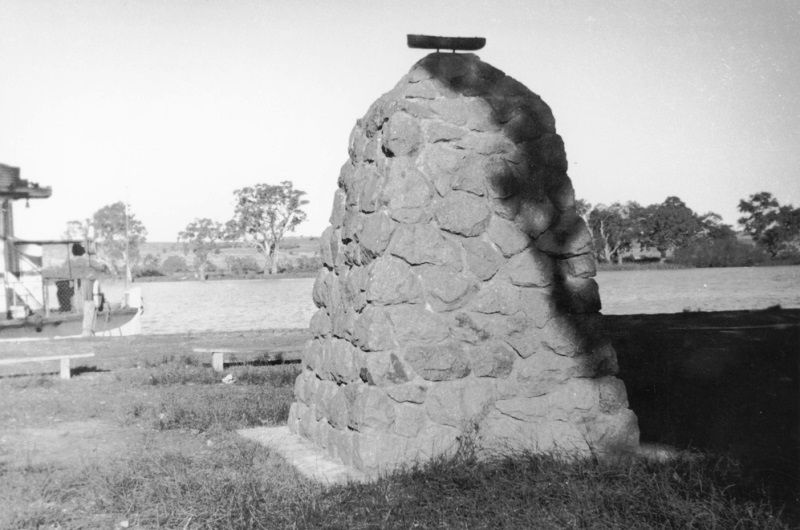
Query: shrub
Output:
[[161, 255, 189, 274], [225, 255, 262, 275], [673, 237, 768, 267], [276, 255, 322, 273]]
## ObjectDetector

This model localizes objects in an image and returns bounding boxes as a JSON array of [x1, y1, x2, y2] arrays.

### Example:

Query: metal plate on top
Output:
[[407, 34, 486, 51]]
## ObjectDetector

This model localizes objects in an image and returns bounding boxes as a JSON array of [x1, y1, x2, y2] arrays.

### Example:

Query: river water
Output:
[[104, 266, 800, 335]]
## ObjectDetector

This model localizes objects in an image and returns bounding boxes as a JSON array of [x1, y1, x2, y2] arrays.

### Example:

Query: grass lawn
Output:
[[0, 314, 797, 529]]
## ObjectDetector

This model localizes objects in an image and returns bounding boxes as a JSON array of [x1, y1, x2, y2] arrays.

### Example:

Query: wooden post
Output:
[[212, 352, 225, 372], [59, 357, 71, 379]]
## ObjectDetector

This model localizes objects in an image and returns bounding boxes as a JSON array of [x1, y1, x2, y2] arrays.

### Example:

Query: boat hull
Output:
[[0, 307, 141, 341]]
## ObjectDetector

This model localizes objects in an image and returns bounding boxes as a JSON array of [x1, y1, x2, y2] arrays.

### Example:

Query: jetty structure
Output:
[[0, 163, 52, 319], [0, 162, 142, 339], [265, 36, 642, 479]]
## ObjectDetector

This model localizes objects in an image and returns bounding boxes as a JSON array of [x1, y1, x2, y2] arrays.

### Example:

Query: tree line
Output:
[[62, 185, 798, 280], [579, 192, 800, 267], [63, 181, 308, 279]]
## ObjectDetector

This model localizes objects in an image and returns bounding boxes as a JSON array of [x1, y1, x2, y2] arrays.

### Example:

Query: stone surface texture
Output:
[[287, 53, 639, 476]]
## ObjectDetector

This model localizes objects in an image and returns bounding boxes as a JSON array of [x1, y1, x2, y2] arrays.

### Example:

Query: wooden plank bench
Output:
[[192, 347, 302, 373], [0, 353, 96, 379]]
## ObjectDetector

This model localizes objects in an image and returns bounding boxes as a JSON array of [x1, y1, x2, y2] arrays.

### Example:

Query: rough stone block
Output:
[[386, 382, 428, 404], [469, 280, 522, 315], [385, 305, 449, 345], [536, 211, 594, 258], [302, 338, 325, 373], [383, 111, 422, 157], [349, 385, 396, 431], [546, 173, 576, 212], [352, 430, 411, 473], [362, 351, 412, 386], [342, 266, 368, 311], [425, 378, 496, 428], [582, 409, 640, 455], [424, 120, 465, 143], [388, 223, 461, 267], [495, 379, 601, 423], [308, 309, 331, 338], [421, 143, 467, 196], [429, 97, 497, 132], [462, 237, 504, 280], [313, 379, 340, 421], [383, 160, 434, 209], [468, 341, 516, 378], [531, 133, 568, 170], [479, 410, 591, 457], [487, 215, 530, 257], [552, 277, 601, 314], [435, 191, 491, 237], [394, 403, 428, 438], [417, 265, 475, 311], [311, 269, 333, 309], [597, 376, 630, 413], [359, 178, 383, 216], [412, 423, 461, 461], [389, 207, 433, 224], [328, 338, 362, 383], [505, 349, 578, 398], [366, 256, 423, 305], [328, 386, 354, 430], [328, 427, 356, 466], [502, 247, 554, 287], [292, 369, 316, 405], [515, 197, 557, 238], [559, 253, 596, 279], [539, 315, 603, 357], [331, 308, 356, 340], [454, 132, 516, 156], [353, 305, 396, 351], [403, 340, 471, 382]]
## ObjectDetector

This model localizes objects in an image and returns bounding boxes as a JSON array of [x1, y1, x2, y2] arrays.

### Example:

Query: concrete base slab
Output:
[[237, 426, 371, 485]]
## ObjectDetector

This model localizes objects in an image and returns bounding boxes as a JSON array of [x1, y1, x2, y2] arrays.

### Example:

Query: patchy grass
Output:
[[2, 438, 789, 529], [0, 323, 796, 529]]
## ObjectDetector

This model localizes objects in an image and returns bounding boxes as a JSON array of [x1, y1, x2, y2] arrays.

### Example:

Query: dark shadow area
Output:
[[413, 54, 799, 516], [0, 365, 108, 379], [70, 365, 109, 376], [607, 308, 800, 511], [223, 358, 301, 368]]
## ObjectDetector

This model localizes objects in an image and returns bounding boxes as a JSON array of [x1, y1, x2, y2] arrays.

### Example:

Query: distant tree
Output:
[[697, 212, 736, 241], [63, 219, 91, 241], [226, 181, 308, 275], [225, 255, 262, 276], [638, 196, 702, 261], [161, 255, 189, 274], [83, 202, 147, 278], [738, 192, 800, 257], [141, 253, 161, 270], [575, 198, 592, 225], [178, 218, 224, 281], [587, 202, 642, 264]]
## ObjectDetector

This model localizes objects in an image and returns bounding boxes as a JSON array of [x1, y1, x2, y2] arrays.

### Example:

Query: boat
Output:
[[0, 162, 142, 341]]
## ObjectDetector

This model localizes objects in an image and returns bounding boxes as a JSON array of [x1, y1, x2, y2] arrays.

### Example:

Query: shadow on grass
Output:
[[606, 308, 800, 514], [71, 365, 110, 376]]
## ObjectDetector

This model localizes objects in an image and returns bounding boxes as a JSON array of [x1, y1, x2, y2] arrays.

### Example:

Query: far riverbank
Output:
[[96, 265, 800, 335]]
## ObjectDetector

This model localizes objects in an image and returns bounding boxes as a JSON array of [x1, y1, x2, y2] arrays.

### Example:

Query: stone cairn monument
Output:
[[288, 41, 639, 475]]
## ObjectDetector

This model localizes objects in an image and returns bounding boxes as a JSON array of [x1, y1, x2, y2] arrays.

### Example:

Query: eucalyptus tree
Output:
[[226, 181, 308, 275], [178, 218, 224, 280]]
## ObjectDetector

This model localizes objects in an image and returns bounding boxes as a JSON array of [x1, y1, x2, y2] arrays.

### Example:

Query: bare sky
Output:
[[2, 0, 798, 241]]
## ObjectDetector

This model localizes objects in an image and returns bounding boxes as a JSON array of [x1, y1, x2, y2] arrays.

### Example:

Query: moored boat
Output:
[[0, 162, 143, 341]]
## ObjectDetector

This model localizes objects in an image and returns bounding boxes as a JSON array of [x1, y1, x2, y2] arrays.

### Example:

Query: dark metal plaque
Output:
[[407, 34, 486, 51]]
